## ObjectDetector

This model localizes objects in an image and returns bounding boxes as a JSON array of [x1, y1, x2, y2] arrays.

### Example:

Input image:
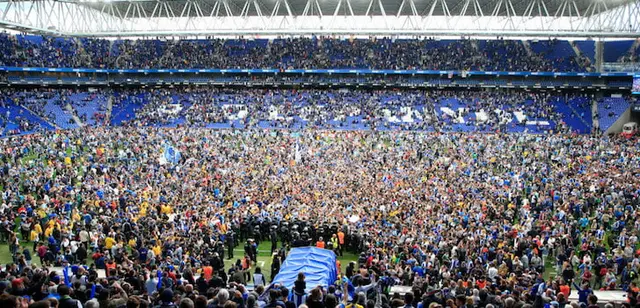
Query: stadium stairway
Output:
[[592, 99, 600, 132], [522, 40, 533, 56], [42, 96, 78, 130], [575, 41, 596, 63], [110, 93, 147, 126], [66, 103, 84, 127], [553, 97, 592, 134], [470, 40, 479, 51], [74, 38, 95, 67], [566, 99, 592, 130], [598, 97, 630, 132], [630, 40, 640, 56], [68, 92, 108, 125], [570, 41, 582, 58], [106, 97, 113, 124]]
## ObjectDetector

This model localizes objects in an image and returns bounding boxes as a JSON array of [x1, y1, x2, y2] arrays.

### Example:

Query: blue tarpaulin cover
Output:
[[270, 247, 337, 293]]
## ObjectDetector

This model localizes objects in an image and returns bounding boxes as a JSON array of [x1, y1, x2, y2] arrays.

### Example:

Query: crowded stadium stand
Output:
[[0, 34, 603, 71], [0, 103, 54, 137], [1, 0, 640, 308]]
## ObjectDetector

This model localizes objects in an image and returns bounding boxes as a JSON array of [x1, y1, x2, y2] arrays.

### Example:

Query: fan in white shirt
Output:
[[70, 240, 79, 254]]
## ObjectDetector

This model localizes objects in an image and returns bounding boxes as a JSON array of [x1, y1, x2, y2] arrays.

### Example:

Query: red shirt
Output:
[[37, 245, 47, 258]]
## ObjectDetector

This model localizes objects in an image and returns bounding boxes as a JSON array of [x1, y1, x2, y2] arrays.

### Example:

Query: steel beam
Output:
[[1, 0, 640, 38], [68, 29, 640, 38]]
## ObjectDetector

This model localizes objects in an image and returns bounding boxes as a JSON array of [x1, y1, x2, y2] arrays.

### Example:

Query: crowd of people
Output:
[[0, 125, 638, 308], [0, 34, 590, 72], [0, 27, 636, 308], [109, 88, 580, 134], [0, 110, 41, 137], [0, 86, 599, 136], [0, 92, 51, 137]]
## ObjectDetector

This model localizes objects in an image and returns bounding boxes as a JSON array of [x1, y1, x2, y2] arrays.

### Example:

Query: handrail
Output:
[[602, 62, 640, 73], [0, 66, 636, 77]]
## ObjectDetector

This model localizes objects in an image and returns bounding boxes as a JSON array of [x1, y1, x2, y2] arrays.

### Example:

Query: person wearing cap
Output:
[[9, 278, 25, 296]]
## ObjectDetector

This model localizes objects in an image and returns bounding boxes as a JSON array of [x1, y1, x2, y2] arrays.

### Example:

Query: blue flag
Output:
[[63, 266, 71, 287], [157, 270, 163, 291], [163, 143, 182, 164]]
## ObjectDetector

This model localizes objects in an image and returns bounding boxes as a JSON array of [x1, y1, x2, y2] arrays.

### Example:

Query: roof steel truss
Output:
[[0, 0, 638, 38]]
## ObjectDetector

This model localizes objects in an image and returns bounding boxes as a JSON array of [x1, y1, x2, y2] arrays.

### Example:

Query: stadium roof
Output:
[[0, 0, 638, 38], [72, 0, 627, 18]]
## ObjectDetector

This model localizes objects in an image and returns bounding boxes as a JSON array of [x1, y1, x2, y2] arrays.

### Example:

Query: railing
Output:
[[602, 62, 640, 73], [0, 66, 636, 77]]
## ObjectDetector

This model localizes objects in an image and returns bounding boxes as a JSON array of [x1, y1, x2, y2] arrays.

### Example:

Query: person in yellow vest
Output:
[[152, 242, 162, 257], [33, 222, 42, 237], [316, 237, 325, 249], [44, 225, 55, 238], [218, 223, 228, 234], [36, 207, 47, 220], [128, 237, 137, 250], [47, 219, 59, 229], [105, 236, 116, 250], [160, 204, 172, 215], [330, 234, 339, 254], [30, 228, 40, 251], [71, 211, 81, 223], [139, 201, 148, 217]]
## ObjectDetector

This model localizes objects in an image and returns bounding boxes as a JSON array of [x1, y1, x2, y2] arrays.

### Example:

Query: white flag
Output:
[[294, 142, 301, 164]]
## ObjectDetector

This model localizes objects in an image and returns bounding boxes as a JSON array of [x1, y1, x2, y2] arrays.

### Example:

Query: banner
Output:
[[160, 143, 182, 165]]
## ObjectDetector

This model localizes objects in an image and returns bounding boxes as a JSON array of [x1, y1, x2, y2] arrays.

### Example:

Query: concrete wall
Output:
[[595, 41, 604, 72], [605, 107, 632, 135]]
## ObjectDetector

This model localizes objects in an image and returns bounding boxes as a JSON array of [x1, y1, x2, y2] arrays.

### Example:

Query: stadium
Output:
[[1, 0, 640, 307]]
